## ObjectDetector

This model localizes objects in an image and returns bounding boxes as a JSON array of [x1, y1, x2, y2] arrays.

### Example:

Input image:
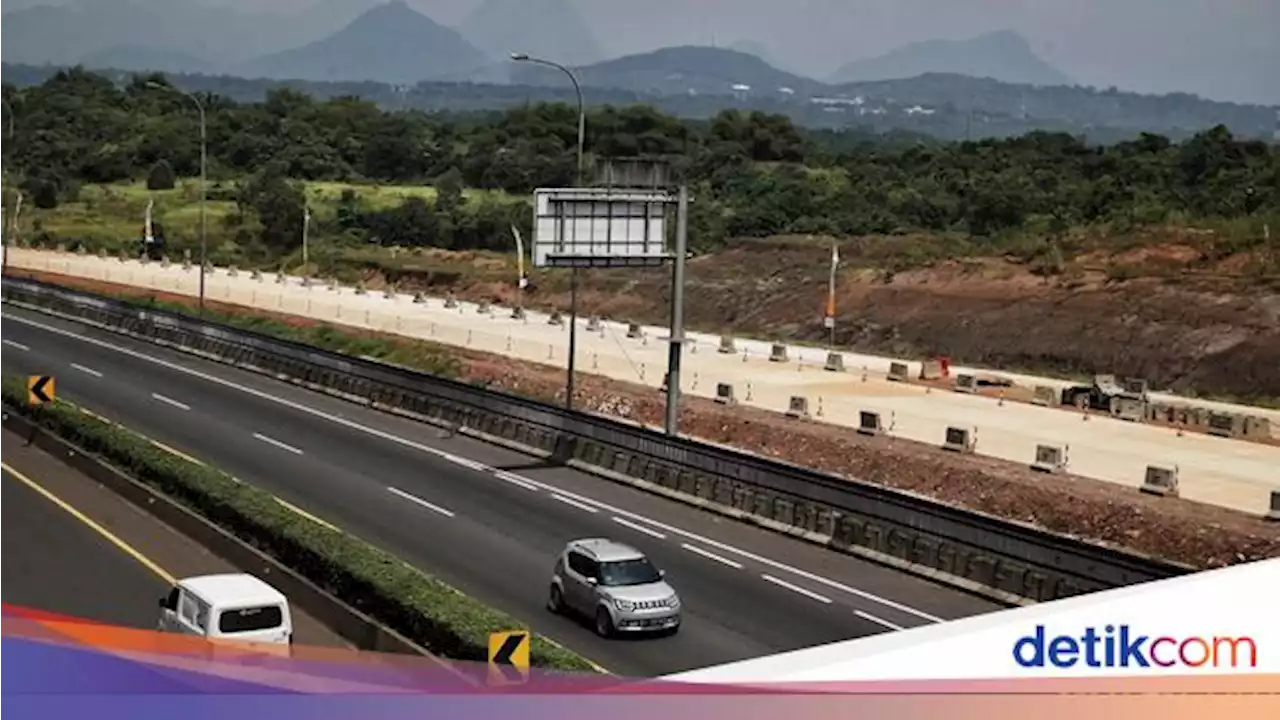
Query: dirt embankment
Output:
[[13, 268, 1279, 574], [354, 240, 1280, 405]]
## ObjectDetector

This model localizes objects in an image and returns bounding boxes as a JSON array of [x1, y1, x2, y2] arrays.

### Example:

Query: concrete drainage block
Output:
[[856, 411, 883, 437], [1031, 444, 1069, 473], [715, 383, 737, 406], [1140, 465, 1180, 498], [786, 396, 809, 419], [942, 426, 977, 454]]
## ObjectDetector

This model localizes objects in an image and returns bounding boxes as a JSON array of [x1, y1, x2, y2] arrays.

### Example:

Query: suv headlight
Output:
[[666, 595, 681, 609], [612, 597, 635, 612]]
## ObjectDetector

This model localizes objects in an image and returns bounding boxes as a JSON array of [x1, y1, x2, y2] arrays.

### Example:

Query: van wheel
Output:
[[547, 585, 564, 614], [594, 607, 614, 638]]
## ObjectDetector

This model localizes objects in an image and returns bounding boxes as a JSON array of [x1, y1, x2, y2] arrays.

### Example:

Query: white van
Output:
[[157, 573, 293, 651]]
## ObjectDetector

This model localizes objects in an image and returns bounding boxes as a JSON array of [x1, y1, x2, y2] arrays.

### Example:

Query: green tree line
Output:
[[2, 67, 1277, 258]]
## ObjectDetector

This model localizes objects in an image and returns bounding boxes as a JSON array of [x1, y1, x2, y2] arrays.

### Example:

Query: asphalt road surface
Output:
[[1, 306, 1003, 677], [3, 464, 168, 629]]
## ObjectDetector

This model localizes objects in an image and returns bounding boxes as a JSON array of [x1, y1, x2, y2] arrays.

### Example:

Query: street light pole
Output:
[[511, 52, 586, 412], [0, 101, 14, 278], [148, 82, 208, 316], [2, 99, 15, 277]]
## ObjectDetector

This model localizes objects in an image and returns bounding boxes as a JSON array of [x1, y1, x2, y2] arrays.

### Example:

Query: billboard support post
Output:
[[567, 265, 579, 409], [664, 185, 690, 437]]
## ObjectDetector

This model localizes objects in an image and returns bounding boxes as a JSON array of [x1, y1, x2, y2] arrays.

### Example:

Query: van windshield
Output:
[[217, 605, 283, 634]]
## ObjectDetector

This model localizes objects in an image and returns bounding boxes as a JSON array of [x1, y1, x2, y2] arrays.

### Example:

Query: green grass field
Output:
[[12, 179, 514, 267]]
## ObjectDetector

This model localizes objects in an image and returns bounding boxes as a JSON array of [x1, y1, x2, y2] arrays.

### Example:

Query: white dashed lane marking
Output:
[[551, 493, 599, 514], [761, 574, 833, 604], [151, 393, 191, 411], [855, 609, 906, 631], [612, 516, 667, 540], [252, 432, 304, 455], [387, 486, 455, 518], [70, 363, 102, 377], [681, 543, 743, 570]]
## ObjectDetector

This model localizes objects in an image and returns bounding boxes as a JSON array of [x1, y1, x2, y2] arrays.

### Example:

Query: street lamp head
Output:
[[145, 81, 165, 89], [510, 52, 530, 61]]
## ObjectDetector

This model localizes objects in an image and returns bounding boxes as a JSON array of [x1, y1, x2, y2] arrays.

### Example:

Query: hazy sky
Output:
[[9, 0, 1279, 104]]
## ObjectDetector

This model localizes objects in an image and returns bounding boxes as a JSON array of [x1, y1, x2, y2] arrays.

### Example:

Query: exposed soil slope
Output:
[[345, 236, 1280, 404]]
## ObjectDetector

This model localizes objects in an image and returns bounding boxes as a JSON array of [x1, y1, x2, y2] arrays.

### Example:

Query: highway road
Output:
[[1, 305, 1002, 677]]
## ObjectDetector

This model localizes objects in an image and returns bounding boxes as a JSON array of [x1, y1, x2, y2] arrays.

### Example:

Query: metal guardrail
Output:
[[1, 276, 1190, 603]]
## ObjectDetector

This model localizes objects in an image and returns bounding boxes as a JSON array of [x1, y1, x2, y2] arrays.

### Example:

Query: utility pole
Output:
[[0, 101, 14, 278], [511, 52, 586, 412], [148, 81, 208, 315], [302, 204, 310, 271]]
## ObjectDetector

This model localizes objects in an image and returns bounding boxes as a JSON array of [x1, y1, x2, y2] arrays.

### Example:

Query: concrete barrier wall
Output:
[[2, 277, 1191, 606]]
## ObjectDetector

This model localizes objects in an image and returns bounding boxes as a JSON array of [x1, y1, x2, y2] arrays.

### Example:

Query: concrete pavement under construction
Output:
[[6, 247, 1279, 517]]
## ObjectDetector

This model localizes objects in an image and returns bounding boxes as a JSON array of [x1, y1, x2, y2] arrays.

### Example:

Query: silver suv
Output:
[[547, 538, 681, 637]]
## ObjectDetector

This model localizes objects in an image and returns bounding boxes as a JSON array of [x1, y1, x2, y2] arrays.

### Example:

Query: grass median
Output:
[[118, 288, 462, 379], [0, 372, 599, 673]]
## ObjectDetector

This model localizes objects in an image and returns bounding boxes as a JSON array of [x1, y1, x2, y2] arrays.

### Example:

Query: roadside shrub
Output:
[[147, 160, 177, 190]]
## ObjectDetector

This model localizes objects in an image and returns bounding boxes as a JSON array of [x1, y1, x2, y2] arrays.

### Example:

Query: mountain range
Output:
[[830, 30, 1074, 88], [237, 1, 488, 84], [510, 45, 826, 98], [2, 0, 1235, 108]]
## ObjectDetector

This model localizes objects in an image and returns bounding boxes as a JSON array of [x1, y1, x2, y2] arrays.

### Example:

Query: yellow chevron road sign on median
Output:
[[487, 630, 530, 685], [27, 376, 55, 405]]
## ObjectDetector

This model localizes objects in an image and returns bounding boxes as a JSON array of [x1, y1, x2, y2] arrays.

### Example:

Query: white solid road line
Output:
[[551, 493, 600, 514], [613, 516, 667, 540], [3, 311, 946, 623], [151, 393, 191, 411], [681, 543, 743, 569], [855, 609, 907, 631], [70, 362, 103, 377], [252, 432, 304, 455], [2, 339, 30, 351], [387, 486, 455, 518], [761, 574, 833, 604]]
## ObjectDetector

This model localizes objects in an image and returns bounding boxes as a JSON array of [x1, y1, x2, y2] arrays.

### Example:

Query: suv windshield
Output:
[[598, 558, 662, 587]]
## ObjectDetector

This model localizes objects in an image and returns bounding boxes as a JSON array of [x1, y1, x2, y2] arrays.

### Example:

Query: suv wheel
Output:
[[547, 585, 564, 614], [594, 607, 614, 638]]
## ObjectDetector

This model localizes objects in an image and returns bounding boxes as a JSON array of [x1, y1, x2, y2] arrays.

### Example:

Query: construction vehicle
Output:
[[1060, 374, 1149, 414]]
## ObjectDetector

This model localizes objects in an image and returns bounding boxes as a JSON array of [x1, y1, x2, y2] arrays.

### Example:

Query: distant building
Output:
[[810, 95, 864, 107]]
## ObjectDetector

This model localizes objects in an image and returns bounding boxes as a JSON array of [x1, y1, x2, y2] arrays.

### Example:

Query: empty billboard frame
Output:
[[532, 187, 677, 268]]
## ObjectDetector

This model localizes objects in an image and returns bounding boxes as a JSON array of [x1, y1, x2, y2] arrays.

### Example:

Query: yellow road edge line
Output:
[[149, 440, 206, 467], [2, 461, 177, 585], [273, 496, 341, 533], [65, 400, 208, 467]]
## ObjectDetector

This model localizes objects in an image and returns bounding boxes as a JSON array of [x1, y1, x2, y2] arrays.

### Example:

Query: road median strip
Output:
[[1, 371, 603, 674]]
